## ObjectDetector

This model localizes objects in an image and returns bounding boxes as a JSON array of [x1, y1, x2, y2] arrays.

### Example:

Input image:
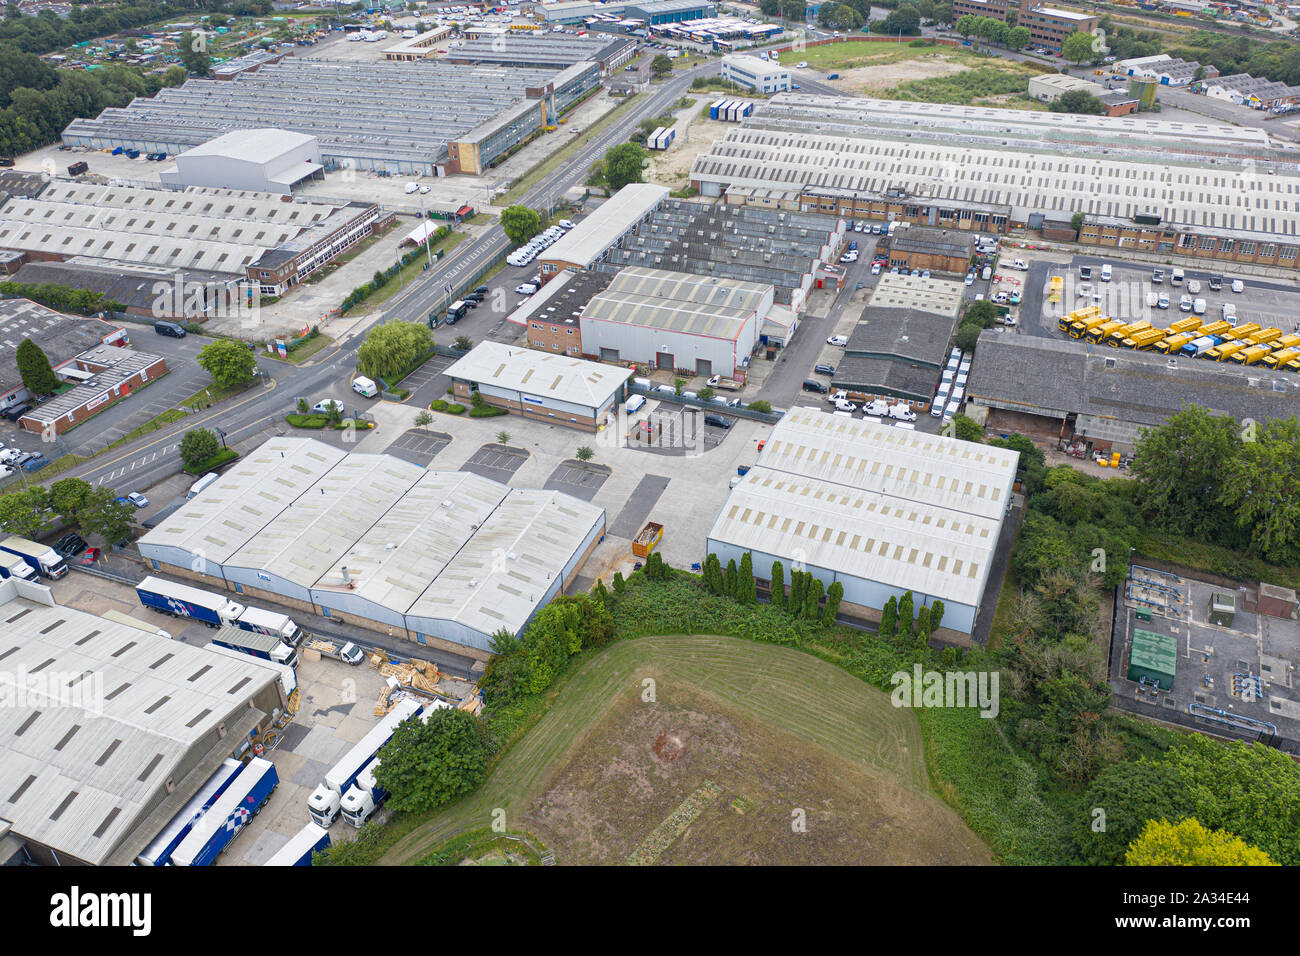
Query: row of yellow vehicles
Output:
[[1057, 307, 1300, 370]]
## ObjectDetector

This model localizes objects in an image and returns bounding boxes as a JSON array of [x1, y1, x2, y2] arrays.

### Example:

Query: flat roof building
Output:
[[1019, 6, 1098, 54], [885, 226, 974, 275], [707, 407, 1019, 636], [444, 339, 634, 431], [0, 298, 128, 413], [0, 576, 279, 866], [539, 182, 670, 280], [720, 53, 790, 94], [137, 436, 606, 660], [159, 128, 324, 195], [445, 33, 636, 72]]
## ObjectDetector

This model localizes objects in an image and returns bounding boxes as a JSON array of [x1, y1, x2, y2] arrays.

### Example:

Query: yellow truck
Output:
[[1218, 322, 1261, 343], [1243, 326, 1282, 348], [1206, 340, 1249, 361], [1069, 312, 1108, 338], [1048, 275, 1064, 304], [1087, 319, 1125, 344], [1229, 344, 1274, 365], [1109, 320, 1152, 347], [1284, 353, 1300, 373], [1158, 332, 1198, 353], [1269, 333, 1300, 353], [1126, 328, 1167, 350], [1197, 320, 1232, 340], [1059, 305, 1101, 334], [1261, 346, 1300, 369], [1166, 316, 1202, 336]]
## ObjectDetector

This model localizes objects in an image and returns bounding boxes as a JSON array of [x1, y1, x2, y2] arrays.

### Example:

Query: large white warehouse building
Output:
[[706, 408, 1019, 636], [159, 128, 324, 194], [136, 437, 605, 661]]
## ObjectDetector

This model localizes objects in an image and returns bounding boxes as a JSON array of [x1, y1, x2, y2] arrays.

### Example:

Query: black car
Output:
[[473, 286, 489, 295], [802, 379, 830, 394], [2, 403, 30, 421], [703, 413, 732, 429], [814, 363, 836, 375], [465, 291, 485, 303], [55, 534, 87, 558]]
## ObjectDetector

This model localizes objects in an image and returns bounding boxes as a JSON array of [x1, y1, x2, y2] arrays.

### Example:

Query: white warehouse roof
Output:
[[178, 127, 318, 164], [541, 182, 668, 268], [582, 266, 772, 340], [444, 340, 633, 408]]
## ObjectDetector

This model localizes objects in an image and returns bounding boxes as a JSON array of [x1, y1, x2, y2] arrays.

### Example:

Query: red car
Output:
[[81, 547, 101, 565]]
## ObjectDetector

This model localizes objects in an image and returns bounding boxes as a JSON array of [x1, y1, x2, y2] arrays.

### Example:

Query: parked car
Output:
[[557, 219, 575, 230], [516, 282, 539, 295], [964, 272, 975, 286], [126, 492, 149, 509], [826, 335, 848, 346], [2, 404, 30, 422], [813, 363, 836, 375], [871, 262, 881, 275], [802, 379, 830, 394], [703, 413, 732, 429], [154, 320, 186, 338], [81, 547, 101, 565], [55, 533, 87, 558], [832, 398, 856, 413]]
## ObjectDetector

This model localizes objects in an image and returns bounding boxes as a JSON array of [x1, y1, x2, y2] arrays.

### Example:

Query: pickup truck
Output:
[[706, 375, 743, 391], [305, 638, 365, 666]]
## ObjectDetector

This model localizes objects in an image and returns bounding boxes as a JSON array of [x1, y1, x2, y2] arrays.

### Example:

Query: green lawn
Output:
[[366, 232, 467, 308], [265, 333, 335, 364]]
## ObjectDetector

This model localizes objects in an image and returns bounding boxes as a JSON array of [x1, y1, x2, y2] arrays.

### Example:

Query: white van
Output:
[[1100, 263, 1112, 282], [404, 182, 419, 194], [1170, 267, 1184, 286], [187, 472, 219, 500], [1193, 298, 1207, 315], [625, 394, 646, 414], [352, 376, 378, 398]]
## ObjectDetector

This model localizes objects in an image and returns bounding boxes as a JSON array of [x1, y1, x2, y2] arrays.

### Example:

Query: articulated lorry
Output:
[[308, 699, 422, 827], [0, 551, 36, 581], [340, 701, 454, 828], [170, 757, 279, 866], [263, 822, 331, 866], [136, 576, 303, 644], [210, 625, 297, 667], [0, 536, 67, 579], [136, 759, 244, 866]]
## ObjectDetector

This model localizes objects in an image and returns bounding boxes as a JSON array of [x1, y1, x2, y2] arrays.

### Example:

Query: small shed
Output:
[[1127, 628, 1177, 690], [1208, 592, 1237, 627], [1256, 583, 1298, 620]]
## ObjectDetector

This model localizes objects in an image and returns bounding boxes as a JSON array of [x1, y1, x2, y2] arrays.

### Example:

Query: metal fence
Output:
[[626, 381, 783, 424]]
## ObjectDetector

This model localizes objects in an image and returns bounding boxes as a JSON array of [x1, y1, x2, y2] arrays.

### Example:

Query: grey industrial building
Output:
[[707, 407, 1019, 636], [691, 93, 1300, 271], [0, 298, 128, 415], [445, 33, 636, 73], [833, 273, 963, 408], [136, 437, 606, 660], [9, 258, 242, 320], [159, 128, 324, 194], [577, 266, 773, 376], [0, 577, 281, 866], [965, 330, 1300, 454], [62, 59, 600, 176]]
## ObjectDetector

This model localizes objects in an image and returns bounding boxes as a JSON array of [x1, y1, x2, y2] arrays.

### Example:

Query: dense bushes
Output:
[[0, 282, 124, 316], [340, 226, 449, 314], [479, 594, 614, 705]]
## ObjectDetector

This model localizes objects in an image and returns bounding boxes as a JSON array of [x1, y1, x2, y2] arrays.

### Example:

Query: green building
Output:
[[1208, 592, 1236, 627], [1127, 628, 1177, 690]]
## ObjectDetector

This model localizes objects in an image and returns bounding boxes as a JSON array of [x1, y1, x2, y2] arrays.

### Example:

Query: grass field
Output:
[[381, 635, 990, 866]]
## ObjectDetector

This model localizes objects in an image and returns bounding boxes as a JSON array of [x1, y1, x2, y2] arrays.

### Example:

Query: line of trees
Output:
[[0, 282, 125, 316], [0, 477, 135, 543], [954, 15, 1029, 52]]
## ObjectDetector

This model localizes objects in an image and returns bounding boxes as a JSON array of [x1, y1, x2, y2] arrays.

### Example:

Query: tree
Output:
[[819, 1, 864, 30], [914, 605, 932, 652], [496, 431, 511, 444], [357, 321, 433, 384], [947, 413, 984, 443], [454, 335, 473, 351], [704, 552, 724, 595], [954, 322, 983, 353], [879, 595, 898, 640], [873, 4, 920, 34], [897, 590, 915, 641], [180, 428, 219, 471], [748, 400, 771, 413], [501, 204, 542, 245], [603, 142, 646, 192], [84, 490, 135, 545], [612, 570, 626, 593], [1130, 406, 1241, 542], [47, 477, 98, 530], [673, 377, 686, 395], [576, 445, 594, 461], [1006, 25, 1030, 51], [1050, 89, 1105, 114], [724, 558, 738, 598], [929, 599, 944, 633], [0, 486, 49, 538], [804, 576, 824, 620], [1219, 416, 1300, 566], [651, 53, 673, 77], [789, 568, 806, 612], [374, 708, 490, 813], [1069, 211, 1086, 234], [1075, 760, 1189, 865], [413, 409, 433, 431], [956, 13, 976, 36], [15, 337, 58, 395], [697, 386, 715, 402], [770, 560, 785, 610], [1062, 30, 1098, 66], [737, 551, 755, 604], [964, 299, 999, 329], [197, 338, 256, 389], [822, 580, 843, 625], [1126, 818, 1277, 867], [178, 30, 210, 76]]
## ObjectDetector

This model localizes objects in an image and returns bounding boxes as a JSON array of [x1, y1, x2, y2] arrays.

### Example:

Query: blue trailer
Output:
[[1, 536, 68, 579], [136, 575, 244, 628], [263, 822, 331, 866], [709, 98, 724, 119], [136, 759, 244, 866], [170, 757, 279, 866]]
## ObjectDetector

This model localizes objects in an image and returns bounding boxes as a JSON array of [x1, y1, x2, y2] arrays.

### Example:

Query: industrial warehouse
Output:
[[0, 174, 389, 297], [136, 437, 606, 659], [833, 273, 966, 408], [965, 330, 1300, 455], [61, 58, 601, 176], [0, 299, 131, 416], [0, 576, 282, 866], [444, 33, 637, 73], [707, 407, 1020, 636], [691, 93, 1300, 270]]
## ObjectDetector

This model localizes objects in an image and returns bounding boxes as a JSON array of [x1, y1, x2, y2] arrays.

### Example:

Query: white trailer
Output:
[[307, 699, 422, 827], [263, 822, 331, 866], [648, 126, 667, 149], [136, 759, 243, 866]]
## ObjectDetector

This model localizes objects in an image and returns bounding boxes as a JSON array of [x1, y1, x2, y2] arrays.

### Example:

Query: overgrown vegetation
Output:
[[0, 282, 124, 316], [883, 66, 1030, 105]]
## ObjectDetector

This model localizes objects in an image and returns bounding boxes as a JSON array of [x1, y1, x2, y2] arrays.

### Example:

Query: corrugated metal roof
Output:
[[541, 183, 668, 268], [443, 340, 632, 407], [581, 266, 770, 340]]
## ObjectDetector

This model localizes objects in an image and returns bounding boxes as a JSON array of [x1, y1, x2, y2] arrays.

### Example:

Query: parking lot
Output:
[[387, 427, 452, 467], [460, 442, 530, 483], [544, 460, 611, 501]]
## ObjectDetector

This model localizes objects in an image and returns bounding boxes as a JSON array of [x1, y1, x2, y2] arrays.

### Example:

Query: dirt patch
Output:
[[839, 55, 969, 94], [646, 113, 732, 189], [524, 683, 992, 866]]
